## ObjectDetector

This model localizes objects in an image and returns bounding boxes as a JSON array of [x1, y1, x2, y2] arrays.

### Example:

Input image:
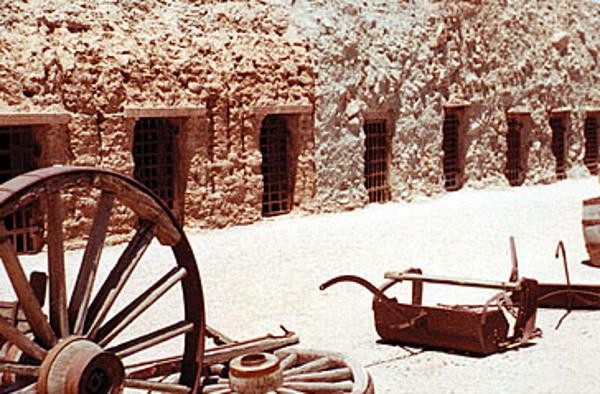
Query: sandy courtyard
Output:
[[193, 177, 600, 394], [3, 177, 600, 393]]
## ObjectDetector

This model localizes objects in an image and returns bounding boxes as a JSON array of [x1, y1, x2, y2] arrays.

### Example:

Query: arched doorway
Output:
[[132, 117, 177, 209], [442, 110, 464, 191], [260, 115, 290, 216], [550, 114, 568, 179], [363, 119, 389, 203], [505, 116, 526, 186]]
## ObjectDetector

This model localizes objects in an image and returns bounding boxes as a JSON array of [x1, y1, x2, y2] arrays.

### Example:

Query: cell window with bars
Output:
[[550, 116, 567, 179], [0, 125, 43, 254], [505, 118, 525, 186], [260, 115, 290, 216], [364, 119, 389, 203], [584, 115, 598, 175], [133, 118, 177, 209], [442, 112, 463, 191]]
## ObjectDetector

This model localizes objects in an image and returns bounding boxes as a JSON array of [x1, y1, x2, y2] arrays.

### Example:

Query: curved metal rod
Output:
[[480, 290, 505, 326], [555, 240, 572, 329], [555, 240, 571, 291], [378, 279, 401, 295], [509, 236, 519, 282], [319, 275, 389, 300]]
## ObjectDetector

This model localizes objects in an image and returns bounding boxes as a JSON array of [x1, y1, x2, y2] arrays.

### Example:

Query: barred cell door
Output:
[[506, 118, 523, 186], [260, 115, 290, 216], [133, 118, 177, 209], [364, 119, 389, 203], [0, 126, 43, 253], [550, 116, 567, 179], [442, 112, 462, 191], [584, 116, 598, 175]]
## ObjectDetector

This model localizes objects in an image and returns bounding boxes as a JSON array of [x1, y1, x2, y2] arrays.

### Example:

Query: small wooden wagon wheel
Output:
[[202, 347, 374, 394], [0, 166, 205, 393]]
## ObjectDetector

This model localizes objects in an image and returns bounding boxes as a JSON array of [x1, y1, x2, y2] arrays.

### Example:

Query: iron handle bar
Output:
[[383, 272, 522, 291]]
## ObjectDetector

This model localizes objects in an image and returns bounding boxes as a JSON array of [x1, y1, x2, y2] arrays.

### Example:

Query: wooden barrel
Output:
[[582, 197, 600, 267]]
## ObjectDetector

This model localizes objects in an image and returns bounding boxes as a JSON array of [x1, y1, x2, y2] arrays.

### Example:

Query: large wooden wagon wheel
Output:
[[0, 166, 205, 393]]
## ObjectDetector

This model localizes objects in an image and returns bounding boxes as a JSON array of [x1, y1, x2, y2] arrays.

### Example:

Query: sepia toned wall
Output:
[[0, 0, 598, 240], [0, 1, 316, 240], [289, 0, 600, 210]]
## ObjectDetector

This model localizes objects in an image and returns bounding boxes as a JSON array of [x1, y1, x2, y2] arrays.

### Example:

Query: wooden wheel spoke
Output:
[[279, 352, 297, 370], [284, 367, 352, 382], [283, 357, 332, 377], [84, 220, 156, 337], [0, 361, 39, 378], [45, 191, 69, 338], [94, 266, 188, 346], [0, 382, 37, 393], [203, 389, 231, 394], [126, 356, 182, 380], [276, 388, 304, 394], [0, 316, 46, 361], [124, 378, 191, 393], [202, 383, 231, 393], [69, 191, 115, 335], [0, 226, 56, 348], [282, 381, 354, 392], [107, 320, 194, 358]]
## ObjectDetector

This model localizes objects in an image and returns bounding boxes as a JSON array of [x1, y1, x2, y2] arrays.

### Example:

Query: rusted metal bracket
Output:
[[510, 238, 600, 330]]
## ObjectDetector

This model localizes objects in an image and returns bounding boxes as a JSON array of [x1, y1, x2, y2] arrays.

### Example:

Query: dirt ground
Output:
[[194, 176, 600, 394], [3, 176, 600, 393]]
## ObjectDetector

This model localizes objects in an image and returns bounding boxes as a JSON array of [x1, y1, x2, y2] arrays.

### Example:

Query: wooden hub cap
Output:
[[38, 337, 124, 394], [229, 352, 282, 393]]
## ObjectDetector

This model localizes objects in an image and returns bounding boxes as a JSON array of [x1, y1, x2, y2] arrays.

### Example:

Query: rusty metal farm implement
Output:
[[0, 166, 373, 393], [321, 237, 600, 356], [321, 269, 540, 356]]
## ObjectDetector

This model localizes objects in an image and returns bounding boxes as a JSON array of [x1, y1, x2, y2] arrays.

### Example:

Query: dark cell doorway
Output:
[[364, 119, 389, 203], [550, 115, 567, 179], [442, 112, 463, 191], [133, 118, 177, 209], [505, 117, 525, 186], [584, 115, 598, 175], [0, 125, 43, 253], [260, 115, 290, 217]]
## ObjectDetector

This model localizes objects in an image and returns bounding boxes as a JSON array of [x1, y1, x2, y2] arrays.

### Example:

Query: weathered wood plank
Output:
[[46, 191, 69, 338], [85, 220, 156, 337], [0, 225, 56, 347], [95, 174, 180, 245], [108, 321, 193, 358], [95, 267, 187, 346], [0, 316, 46, 361], [69, 191, 115, 334]]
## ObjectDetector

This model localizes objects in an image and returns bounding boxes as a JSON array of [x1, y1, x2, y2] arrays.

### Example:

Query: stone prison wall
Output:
[[0, 0, 598, 247]]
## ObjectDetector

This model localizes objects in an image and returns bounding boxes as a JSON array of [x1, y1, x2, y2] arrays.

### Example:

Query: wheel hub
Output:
[[228, 352, 282, 393], [38, 337, 124, 394]]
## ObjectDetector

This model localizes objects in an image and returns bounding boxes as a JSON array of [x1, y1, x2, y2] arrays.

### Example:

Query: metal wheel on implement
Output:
[[0, 166, 205, 393]]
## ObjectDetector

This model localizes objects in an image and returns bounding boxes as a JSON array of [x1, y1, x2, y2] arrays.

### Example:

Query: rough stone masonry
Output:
[[0, 0, 598, 242]]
